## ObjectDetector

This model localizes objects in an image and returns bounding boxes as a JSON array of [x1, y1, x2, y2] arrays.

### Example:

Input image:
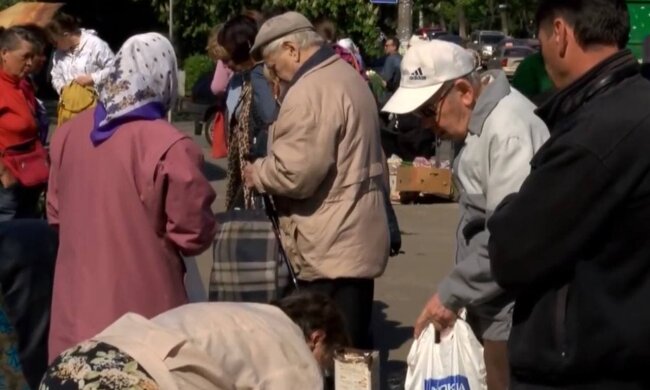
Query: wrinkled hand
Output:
[[243, 163, 256, 190], [74, 74, 93, 86], [414, 293, 458, 338]]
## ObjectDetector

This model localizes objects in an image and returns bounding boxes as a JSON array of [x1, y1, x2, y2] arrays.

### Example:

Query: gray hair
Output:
[[464, 71, 482, 88], [262, 30, 324, 57], [439, 71, 481, 93]]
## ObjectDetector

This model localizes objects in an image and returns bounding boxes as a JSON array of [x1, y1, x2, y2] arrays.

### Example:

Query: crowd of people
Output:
[[0, 0, 648, 389]]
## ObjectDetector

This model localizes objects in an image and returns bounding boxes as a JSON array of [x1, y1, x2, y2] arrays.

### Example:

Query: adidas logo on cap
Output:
[[409, 67, 426, 81]]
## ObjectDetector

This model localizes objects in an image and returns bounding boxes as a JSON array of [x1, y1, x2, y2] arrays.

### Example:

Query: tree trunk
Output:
[[457, 4, 467, 38], [487, 0, 496, 30], [500, 8, 509, 35], [439, 14, 447, 32], [398, 0, 413, 49]]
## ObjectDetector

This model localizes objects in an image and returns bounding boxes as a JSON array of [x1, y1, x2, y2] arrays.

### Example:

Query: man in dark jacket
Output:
[[488, 0, 650, 389], [380, 37, 402, 96]]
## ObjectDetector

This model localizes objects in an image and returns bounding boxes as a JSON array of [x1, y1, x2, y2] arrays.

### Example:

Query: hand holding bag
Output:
[[405, 319, 487, 390]]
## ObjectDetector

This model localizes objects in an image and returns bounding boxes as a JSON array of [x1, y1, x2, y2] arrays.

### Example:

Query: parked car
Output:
[[497, 37, 540, 52], [468, 30, 507, 65], [435, 33, 465, 46], [416, 27, 447, 40], [487, 45, 536, 78]]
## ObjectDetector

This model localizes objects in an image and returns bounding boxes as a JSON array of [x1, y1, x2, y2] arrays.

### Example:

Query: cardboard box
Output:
[[334, 349, 380, 390], [396, 166, 453, 198]]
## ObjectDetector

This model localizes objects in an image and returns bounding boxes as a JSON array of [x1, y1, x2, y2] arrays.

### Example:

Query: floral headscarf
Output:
[[91, 33, 178, 145]]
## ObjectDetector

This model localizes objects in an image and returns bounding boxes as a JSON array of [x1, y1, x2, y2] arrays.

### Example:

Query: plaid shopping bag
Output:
[[209, 203, 295, 303]]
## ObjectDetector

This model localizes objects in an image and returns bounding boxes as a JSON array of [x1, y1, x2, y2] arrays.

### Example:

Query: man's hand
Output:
[[243, 163, 256, 190], [414, 293, 458, 338], [74, 74, 94, 87]]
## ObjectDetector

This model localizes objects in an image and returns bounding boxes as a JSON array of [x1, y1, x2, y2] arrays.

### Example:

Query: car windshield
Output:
[[505, 48, 533, 57], [481, 34, 504, 44], [437, 35, 463, 45]]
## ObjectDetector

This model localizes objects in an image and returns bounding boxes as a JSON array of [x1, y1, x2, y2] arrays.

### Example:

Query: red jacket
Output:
[[0, 70, 37, 149]]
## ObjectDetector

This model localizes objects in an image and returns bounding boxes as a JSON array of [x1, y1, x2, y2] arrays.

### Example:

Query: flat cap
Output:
[[250, 11, 314, 60]]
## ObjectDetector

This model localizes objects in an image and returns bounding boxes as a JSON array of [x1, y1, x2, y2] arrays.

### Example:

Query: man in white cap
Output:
[[384, 40, 549, 390], [243, 11, 389, 350]]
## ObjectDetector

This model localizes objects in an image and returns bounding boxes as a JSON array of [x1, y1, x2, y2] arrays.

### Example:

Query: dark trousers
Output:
[[0, 220, 58, 388], [0, 183, 43, 222], [297, 278, 375, 350]]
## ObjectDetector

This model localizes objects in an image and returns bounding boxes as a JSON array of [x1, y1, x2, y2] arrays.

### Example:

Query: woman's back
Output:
[[94, 302, 324, 389], [47, 108, 216, 360]]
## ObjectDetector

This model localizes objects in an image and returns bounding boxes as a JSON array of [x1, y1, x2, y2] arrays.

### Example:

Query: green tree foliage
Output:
[[135, 0, 540, 61], [264, 0, 381, 57], [0, 0, 21, 10], [183, 54, 213, 95], [133, 0, 382, 58], [415, 0, 539, 38]]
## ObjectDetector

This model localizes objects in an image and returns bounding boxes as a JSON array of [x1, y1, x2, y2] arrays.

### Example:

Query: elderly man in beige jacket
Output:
[[243, 11, 389, 349]]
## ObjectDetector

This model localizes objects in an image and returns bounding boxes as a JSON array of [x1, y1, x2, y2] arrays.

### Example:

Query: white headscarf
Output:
[[337, 38, 360, 56], [97, 32, 178, 125]]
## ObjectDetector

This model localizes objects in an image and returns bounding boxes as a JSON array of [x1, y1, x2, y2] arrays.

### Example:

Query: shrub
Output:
[[183, 54, 214, 96]]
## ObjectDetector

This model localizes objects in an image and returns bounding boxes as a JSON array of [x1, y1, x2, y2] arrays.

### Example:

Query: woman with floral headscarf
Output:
[[46, 33, 217, 361]]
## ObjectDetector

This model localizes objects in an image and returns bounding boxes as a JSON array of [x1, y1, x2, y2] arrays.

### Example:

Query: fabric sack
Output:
[[209, 207, 291, 303], [57, 82, 97, 126], [0, 140, 49, 187], [405, 321, 487, 390]]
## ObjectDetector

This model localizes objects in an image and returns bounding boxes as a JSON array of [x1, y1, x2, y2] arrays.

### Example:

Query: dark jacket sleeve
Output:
[[250, 66, 278, 157], [488, 142, 620, 290], [380, 55, 400, 91], [251, 67, 278, 127]]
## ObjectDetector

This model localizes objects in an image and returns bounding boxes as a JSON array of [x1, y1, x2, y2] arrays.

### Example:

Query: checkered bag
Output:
[[209, 197, 296, 303]]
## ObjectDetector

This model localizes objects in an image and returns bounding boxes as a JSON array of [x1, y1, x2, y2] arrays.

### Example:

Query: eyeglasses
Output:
[[414, 82, 454, 120]]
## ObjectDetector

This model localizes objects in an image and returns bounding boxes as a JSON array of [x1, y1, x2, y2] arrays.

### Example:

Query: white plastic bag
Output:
[[404, 321, 487, 390]]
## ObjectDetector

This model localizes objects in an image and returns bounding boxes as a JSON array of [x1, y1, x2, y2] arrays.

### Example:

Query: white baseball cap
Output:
[[408, 34, 427, 48], [382, 40, 476, 114]]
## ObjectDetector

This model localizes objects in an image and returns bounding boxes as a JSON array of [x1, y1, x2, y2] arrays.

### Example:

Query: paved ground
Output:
[[177, 122, 457, 389]]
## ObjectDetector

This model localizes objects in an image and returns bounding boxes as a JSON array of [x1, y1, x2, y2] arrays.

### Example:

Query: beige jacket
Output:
[[94, 303, 323, 390], [251, 54, 389, 281]]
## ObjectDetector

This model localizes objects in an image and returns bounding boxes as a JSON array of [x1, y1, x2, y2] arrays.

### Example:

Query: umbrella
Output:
[[0, 2, 63, 28]]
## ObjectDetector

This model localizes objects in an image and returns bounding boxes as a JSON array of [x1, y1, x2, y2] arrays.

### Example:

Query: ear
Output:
[[454, 79, 475, 108], [282, 41, 300, 61], [307, 329, 326, 349], [553, 17, 569, 58]]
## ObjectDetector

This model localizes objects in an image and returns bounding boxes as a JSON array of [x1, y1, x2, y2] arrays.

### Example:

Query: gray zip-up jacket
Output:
[[437, 71, 549, 333]]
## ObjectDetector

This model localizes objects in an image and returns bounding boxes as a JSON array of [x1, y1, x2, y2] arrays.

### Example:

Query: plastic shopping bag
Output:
[[404, 321, 487, 390]]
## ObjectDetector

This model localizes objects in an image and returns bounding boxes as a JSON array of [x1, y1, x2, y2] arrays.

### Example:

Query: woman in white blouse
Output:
[[45, 12, 114, 95]]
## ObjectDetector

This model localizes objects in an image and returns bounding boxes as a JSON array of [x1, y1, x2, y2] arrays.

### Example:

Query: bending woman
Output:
[[41, 293, 348, 390], [218, 14, 278, 209], [46, 11, 114, 124]]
